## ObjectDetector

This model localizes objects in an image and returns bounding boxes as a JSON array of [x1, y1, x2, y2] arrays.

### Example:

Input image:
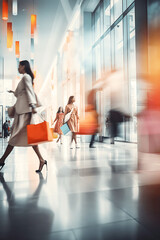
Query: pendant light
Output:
[[2, 0, 8, 20], [31, 14, 36, 37], [15, 41, 20, 58], [12, 0, 18, 16], [7, 23, 13, 49]]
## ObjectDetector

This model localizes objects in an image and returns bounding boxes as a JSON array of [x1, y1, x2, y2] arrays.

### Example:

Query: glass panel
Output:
[[115, 20, 123, 69], [104, 0, 111, 32], [123, 0, 127, 11], [95, 44, 101, 80], [111, 29, 115, 69], [127, 7, 137, 142], [0, 105, 3, 138], [104, 33, 111, 70], [94, 6, 101, 42], [114, 0, 122, 22], [127, 0, 134, 8], [110, 0, 114, 24]]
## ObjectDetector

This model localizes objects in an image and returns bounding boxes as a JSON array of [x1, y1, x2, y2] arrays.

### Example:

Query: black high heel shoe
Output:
[[35, 160, 47, 173], [0, 163, 5, 171]]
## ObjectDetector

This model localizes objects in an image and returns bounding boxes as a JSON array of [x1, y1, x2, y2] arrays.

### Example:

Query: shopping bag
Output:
[[60, 123, 70, 135], [27, 121, 53, 145], [50, 128, 58, 139], [77, 110, 99, 135]]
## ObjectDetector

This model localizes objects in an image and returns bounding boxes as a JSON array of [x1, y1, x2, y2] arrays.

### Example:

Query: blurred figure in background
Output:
[[101, 70, 131, 144], [7, 120, 11, 136], [54, 107, 64, 144], [64, 96, 79, 149], [107, 109, 130, 144], [3, 120, 9, 139], [87, 89, 99, 148], [138, 19, 160, 154]]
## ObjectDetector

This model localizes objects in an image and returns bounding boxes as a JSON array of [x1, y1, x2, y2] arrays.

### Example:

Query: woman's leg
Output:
[[56, 135, 60, 143], [59, 134, 62, 144], [32, 145, 45, 170], [71, 133, 74, 144], [0, 145, 14, 163], [73, 133, 77, 144]]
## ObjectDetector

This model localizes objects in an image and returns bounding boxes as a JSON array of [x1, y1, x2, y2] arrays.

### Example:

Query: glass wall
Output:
[[114, 20, 123, 69], [113, 0, 122, 23], [92, 0, 136, 142]]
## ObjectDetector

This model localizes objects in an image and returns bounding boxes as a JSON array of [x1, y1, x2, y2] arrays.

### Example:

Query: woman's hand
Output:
[[32, 108, 37, 114], [8, 90, 14, 94], [30, 103, 37, 114]]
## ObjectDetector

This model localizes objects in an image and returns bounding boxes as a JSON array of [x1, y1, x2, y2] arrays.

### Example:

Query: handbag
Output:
[[60, 123, 70, 135], [8, 106, 15, 118], [64, 107, 74, 123], [27, 120, 53, 145]]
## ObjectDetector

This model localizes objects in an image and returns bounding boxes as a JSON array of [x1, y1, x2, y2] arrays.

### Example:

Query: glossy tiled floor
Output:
[[0, 137, 160, 240]]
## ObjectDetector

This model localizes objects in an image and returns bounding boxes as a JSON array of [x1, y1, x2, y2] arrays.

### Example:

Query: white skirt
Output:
[[8, 113, 32, 147]]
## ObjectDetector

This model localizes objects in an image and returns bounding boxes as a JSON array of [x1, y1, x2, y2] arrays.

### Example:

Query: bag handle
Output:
[[30, 112, 46, 124], [70, 107, 74, 114]]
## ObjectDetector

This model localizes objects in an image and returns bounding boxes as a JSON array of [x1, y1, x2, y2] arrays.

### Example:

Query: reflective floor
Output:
[[0, 137, 160, 240]]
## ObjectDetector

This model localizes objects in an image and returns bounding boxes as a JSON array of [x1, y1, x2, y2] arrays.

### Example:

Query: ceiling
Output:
[[0, 0, 80, 82]]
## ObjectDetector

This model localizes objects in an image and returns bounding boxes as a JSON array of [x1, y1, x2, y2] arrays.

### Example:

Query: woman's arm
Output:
[[54, 113, 58, 122], [63, 106, 68, 123], [23, 75, 36, 106], [8, 90, 18, 97], [76, 107, 79, 120], [8, 90, 15, 94], [64, 106, 68, 116]]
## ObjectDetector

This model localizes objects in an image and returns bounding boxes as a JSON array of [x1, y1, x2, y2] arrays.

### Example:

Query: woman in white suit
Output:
[[0, 60, 47, 173]]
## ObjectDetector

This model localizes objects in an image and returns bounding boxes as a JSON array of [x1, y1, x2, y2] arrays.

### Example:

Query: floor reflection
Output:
[[1, 140, 160, 239], [0, 172, 54, 240]]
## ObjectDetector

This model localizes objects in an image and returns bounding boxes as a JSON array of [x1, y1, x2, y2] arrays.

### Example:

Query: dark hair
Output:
[[57, 107, 64, 113], [68, 96, 74, 104], [20, 60, 34, 84]]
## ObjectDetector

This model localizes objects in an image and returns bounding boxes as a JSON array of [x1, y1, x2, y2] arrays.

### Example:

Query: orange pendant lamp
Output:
[[15, 41, 20, 58], [2, 0, 8, 20], [31, 14, 36, 37], [7, 22, 13, 49]]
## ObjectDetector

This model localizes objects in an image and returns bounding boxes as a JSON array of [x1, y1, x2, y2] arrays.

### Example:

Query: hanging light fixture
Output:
[[15, 41, 20, 58], [2, 0, 8, 20], [31, 14, 36, 37], [7, 23, 13, 49], [12, 0, 18, 16]]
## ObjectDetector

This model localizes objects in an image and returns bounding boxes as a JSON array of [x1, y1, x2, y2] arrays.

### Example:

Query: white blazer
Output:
[[14, 73, 41, 114]]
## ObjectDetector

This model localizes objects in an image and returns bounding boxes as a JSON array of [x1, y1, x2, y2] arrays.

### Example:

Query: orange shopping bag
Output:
[[50, 128, 58, 139], [27, 121, 53, 145]]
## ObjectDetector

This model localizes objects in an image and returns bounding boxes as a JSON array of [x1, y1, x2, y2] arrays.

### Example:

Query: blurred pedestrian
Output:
[[108, 109, 130, 144], [3, 120, 9, 138], [64, 96, 79, 149], [7, 120, 11, 136], [87, 89, 99, 148], [54, 107, 64, 144]]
